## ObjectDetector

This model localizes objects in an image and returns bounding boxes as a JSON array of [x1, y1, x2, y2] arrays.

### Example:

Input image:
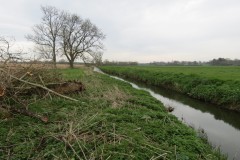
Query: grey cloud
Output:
[[0, 0, 240, 62]]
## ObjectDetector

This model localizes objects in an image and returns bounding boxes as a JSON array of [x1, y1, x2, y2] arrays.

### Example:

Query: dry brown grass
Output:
[[0, 62, 84, 69], [56, 63, 84, 69], [103, 86, 130, 108], [79, 67, 131, 108]]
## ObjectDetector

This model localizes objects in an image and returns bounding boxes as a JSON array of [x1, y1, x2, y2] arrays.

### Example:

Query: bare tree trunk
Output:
[[53, 55, 57, 68], [52, 45, 57, 68], [69, 60, 74, 68]]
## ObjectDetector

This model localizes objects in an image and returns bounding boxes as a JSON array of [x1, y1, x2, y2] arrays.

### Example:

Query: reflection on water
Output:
[[94, 67, 240, 160], [131, 78, 240, 131]]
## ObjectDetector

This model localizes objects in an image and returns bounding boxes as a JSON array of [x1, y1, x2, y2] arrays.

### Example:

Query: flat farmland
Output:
[[124, 66, 240, 81]]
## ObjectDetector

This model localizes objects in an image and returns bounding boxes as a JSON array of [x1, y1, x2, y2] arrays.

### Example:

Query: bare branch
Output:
[[26, 5, 105, 68], [26, 5, 63, 67], [60, 14, 105, 68], [0, 36, 22, 64]]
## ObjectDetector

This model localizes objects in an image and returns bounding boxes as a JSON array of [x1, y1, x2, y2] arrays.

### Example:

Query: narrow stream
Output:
[[94, 67, 240, 160]]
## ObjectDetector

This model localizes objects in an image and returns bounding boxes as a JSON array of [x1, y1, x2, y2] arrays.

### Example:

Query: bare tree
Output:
[[26, 6, 63, 67], [60, 13, 105, 68], [0, 36, 22, 65], [91, 51, 103, 66], [26, 6, 105, 68]]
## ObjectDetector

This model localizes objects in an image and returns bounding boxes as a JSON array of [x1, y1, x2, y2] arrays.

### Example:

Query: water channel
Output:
[[94, 67, 240, 160]]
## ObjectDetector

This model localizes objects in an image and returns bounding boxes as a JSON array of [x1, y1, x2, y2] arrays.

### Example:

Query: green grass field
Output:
[[121, 66, 240, 81], [100, 66, 240, 110], [0, 67, 225, 159]]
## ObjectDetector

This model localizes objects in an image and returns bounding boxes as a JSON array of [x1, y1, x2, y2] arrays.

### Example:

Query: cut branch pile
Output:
[[0, 62, 84, 122], [0, 85, 5, 97]]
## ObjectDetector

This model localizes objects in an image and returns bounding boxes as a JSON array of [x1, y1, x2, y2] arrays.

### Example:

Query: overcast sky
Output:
[[0, 0, 240, 62]]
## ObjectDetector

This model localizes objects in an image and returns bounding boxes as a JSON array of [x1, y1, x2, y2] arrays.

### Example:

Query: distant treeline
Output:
[[102, 60, 138, 66], [3, 57, 239, 66], [101, 58, 240, 66], [150, 58, 240, 66]]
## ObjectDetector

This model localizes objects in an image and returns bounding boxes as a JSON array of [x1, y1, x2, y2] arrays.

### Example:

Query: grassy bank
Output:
[[0, 67, 225, 159], [119, 66, 240, 81], [99, 66, 240, 111]]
